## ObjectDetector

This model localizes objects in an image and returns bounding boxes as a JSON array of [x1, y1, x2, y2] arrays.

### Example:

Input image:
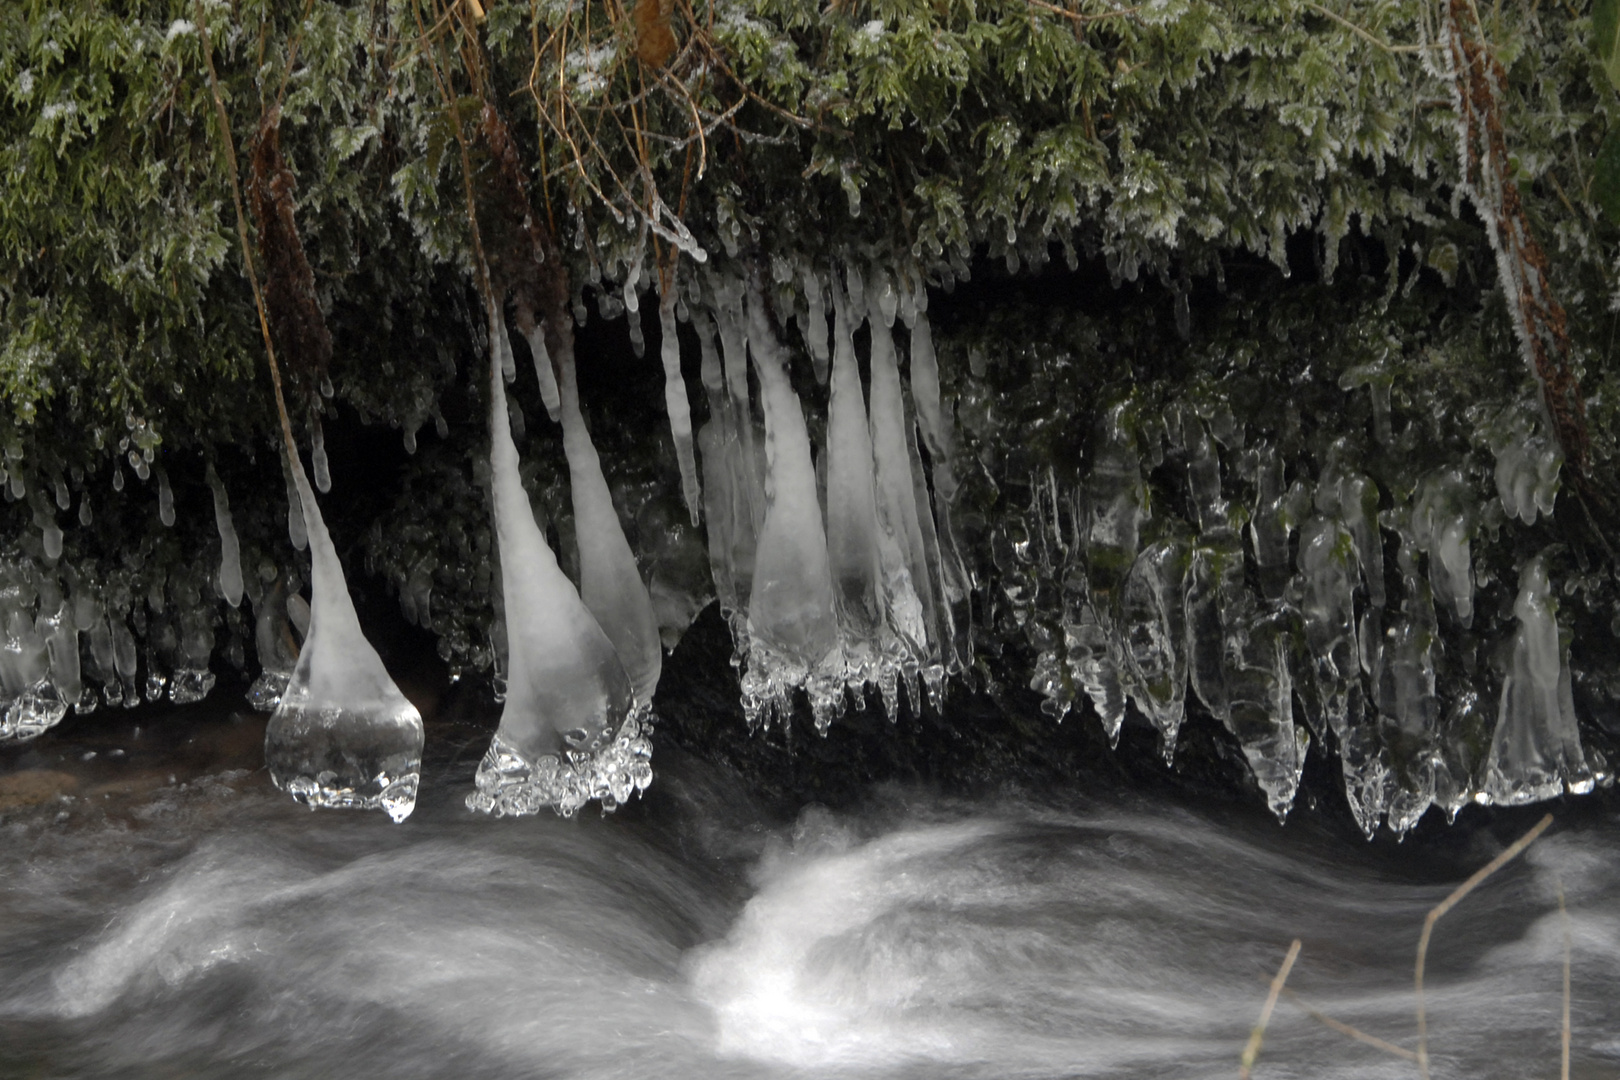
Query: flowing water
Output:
[[2, 703, 1617, 1080]]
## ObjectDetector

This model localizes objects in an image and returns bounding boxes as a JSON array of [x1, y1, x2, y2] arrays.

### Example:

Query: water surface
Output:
[[2, 705, 1616, 1079]]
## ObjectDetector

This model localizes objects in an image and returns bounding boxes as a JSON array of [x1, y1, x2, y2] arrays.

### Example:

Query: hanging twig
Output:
[[1435, 3, 1593, 488], [194, 1, 301, 465]]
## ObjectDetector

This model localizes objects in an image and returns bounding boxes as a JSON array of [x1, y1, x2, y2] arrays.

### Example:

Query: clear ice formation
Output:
[[7, 253, 1606, 838], [264, 448, 424, 823], [1407, 469, 1474, 629], [552, 312, 663, 708], [824, 275, 890, 709], [864, 277, 945, 714], [156, 466, 175, 527], [310, 413, 332, 494], [467, 304, 652, 818], [740, 280, 843, 732], [515, 298, 562, 421], [1481, 554, 1593, 804], [1490, 402, 1561, 526], [905, 293, 973, 678], [246, 569, 299, 712], [282, 451, 308, 552], [205, 463, 244, 609], [699, 276, 767, 650], [658, 286, 703, 524]]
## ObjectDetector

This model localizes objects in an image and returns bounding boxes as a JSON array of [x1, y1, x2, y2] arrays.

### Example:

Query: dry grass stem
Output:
[[1415, 812, 1554, 1080], [1278, 988, 1418, 1062], [1558, 876, 1570, 1080], [1239, 937, 1302, 1080]]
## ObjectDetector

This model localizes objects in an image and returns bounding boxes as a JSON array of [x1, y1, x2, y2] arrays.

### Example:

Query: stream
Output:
[[1, 702, 1616, 1080]]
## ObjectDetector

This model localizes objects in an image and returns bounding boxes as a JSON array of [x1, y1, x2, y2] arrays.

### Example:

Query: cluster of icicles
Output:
[[0, 459, 246, 742], [2, 252, 1608, 836], [999, 397, 1601, 837], [681, 265, 971, 733]]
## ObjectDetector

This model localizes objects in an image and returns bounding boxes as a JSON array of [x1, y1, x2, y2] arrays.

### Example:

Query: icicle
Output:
[[740, 280, 842, 733], [1, 605, 64, 742], [908, 303, 973, 674], [1187, 479, 1310, 824], [1120, 538, 1190, 760], [1063, 581, 1128, 745], [553, 314, 663, 709], [88, 608, 119, 708], [697, 312, 741, 619], [112, 464, 124, 492], [282, 451, 308, 551], [169, 569, 216, 704], [40, 587, 80, 721], [27, 485, 63, 561], [1226, 604, 1312, 825], [264, 444, 424, 822], [709, 275, 768, 644], [1481, 554, 1593, 804], [801, 264, 830, 385], [1247, 442, 1306, 599], [901, 369, 951, 711], [492, 303, 517, 385], [824, 276, 888, 706], [657, 284, 702, 524], [1317, 462, 1385, 610], [1298, 512, 1390, 836], [77, 494, 91, 527], [310, 413, 332, 494], [1490, 402, 1561, 526], [53, 477, 68, 510], [468, 307, 650, 818], [1377, 517, 1444, 836], [1411, 469, 1474, 627], [865, 279, 940, 693], [111, 614, 139, 707], [246, 569, 299, 712], [873, 267, 899, 328], [1338, 363, 1393, 445], [156, 466, 175, 526], [206, 464, 244, 608], [515, 299, 561, 421]]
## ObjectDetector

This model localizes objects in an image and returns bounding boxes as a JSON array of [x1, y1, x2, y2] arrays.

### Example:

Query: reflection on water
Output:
[[1, 707, 1617, 1080]]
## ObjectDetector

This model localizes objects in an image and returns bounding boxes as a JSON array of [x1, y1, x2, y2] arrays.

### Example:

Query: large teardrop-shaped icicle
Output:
[[264, 448, 424, 823], [552, 314, 663, 709], [468, 305, 651, 818], [741, 281, 842, 733]]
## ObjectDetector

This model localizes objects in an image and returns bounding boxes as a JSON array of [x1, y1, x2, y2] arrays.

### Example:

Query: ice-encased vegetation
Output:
[[2, 0, 1618, 834]]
